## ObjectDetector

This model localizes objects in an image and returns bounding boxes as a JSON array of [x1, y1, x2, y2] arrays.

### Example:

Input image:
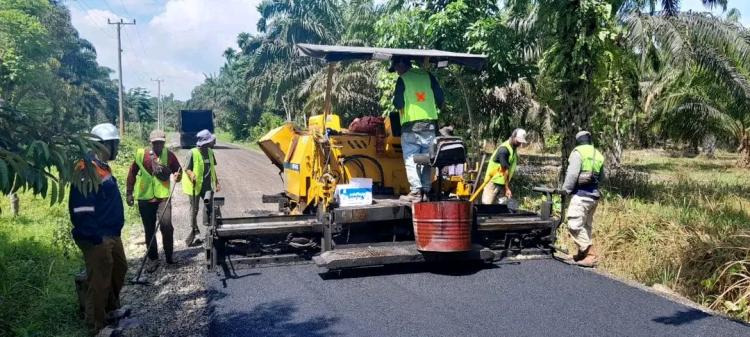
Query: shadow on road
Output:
[[319, 261, 496, 280], [652, 309, 709, 326], [213, 144, 245, 150], [209, 299, 341, 337]]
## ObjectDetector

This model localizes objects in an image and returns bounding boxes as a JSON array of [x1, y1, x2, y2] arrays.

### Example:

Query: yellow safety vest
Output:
[[399, 68, 438, 125], [575, 144, 604, 174], [134, 148, 170, 200], [182, 148, 216, 196], [484, 140, 517, 185]]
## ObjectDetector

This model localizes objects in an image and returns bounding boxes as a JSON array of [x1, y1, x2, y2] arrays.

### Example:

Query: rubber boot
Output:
[[573, 245, 589, 262], [576, 245, 598, 268]]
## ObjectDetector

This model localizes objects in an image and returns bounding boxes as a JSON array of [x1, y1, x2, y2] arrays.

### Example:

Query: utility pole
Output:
[[151, 78, 163, 130], [108, 18, 136, 136]]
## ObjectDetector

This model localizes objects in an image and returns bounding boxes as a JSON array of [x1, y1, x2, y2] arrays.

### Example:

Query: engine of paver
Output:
[[201, 112, 556, 273], [258, 113, 472, 215]]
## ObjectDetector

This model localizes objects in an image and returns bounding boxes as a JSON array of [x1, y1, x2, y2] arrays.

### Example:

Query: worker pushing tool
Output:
[[391, 55, 445, 202], [126, 130, 182, 272], [69, 123, 129, 335], [183, 129, 220, 247], [481, 128, 527, 205], [562, 130, 605, 267]]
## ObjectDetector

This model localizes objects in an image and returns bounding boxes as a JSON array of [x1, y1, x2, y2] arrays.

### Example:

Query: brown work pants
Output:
[[481, 182, 508, 205], [75, 237, 127, 334], [138, 199, 173, 260], [566, 194, 598, 250]]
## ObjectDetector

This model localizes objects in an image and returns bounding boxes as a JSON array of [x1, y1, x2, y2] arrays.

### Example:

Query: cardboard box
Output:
[[336, 178, 373, 206]]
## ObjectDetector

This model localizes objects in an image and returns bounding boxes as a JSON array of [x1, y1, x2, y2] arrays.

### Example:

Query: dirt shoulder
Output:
[[117, 141, 282, 336]]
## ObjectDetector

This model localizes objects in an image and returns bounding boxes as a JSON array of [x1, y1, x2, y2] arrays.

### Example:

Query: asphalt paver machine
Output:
[[204, 44, 560, 274]]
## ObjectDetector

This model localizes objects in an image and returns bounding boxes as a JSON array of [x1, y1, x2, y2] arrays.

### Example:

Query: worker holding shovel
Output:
[[126, 130, 182, 272], [481, 129, 527, 205]]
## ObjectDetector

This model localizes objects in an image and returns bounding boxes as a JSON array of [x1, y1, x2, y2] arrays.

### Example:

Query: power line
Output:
[[70, 0, 116, 38], [117, 0, 151, 58], [77, 0, 151, 88], [120, 29, 151, 84], [98, 0, 119, 15], [105, 0, 154, 91]]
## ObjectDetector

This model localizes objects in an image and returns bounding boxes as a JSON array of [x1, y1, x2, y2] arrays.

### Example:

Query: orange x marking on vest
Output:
[[416, 91, 426, 102]]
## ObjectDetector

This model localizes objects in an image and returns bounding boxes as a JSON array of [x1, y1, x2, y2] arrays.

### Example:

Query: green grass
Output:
[[215, 130, 260, 152], [0, 137, 144, 337], [599, 150, 750, 320]]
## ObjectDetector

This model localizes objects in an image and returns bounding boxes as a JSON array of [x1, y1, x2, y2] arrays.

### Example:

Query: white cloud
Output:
[[70, 0, 260, 100]]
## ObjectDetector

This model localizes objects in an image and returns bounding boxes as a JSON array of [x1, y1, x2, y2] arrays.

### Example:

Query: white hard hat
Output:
[[90, 123, 119, 141], [512, 128, 528, 144], [576, 130, 591, 139]]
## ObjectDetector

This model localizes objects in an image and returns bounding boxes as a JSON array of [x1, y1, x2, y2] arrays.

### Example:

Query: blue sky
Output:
[[681, 0, 749, 24], [66, 0, 749, 100]]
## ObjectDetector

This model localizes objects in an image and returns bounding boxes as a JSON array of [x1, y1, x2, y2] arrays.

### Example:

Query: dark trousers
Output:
[[138, 199, 174, 260], [75, 237, 127, 334], [189, 193, 206, 235]]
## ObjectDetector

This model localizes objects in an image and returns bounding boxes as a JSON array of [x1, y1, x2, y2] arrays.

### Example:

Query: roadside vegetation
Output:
[[0, 1, 154, 335], [601, 151, 750, 320], [0, 137, 143, 336], [514, 150, 750, 320]]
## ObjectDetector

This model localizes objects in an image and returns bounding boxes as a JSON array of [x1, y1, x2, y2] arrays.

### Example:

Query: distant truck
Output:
[[179, 109, 214, 148]]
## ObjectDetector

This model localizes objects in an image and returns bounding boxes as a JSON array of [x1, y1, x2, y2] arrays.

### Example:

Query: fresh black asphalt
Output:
[[206, 259, 750, 337]]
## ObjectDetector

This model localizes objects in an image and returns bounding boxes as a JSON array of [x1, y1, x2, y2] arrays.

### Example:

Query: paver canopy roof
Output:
[[295, 43, 487, 69]]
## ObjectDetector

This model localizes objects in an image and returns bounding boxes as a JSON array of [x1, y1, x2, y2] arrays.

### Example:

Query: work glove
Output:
[[126, 194, 134, 207]]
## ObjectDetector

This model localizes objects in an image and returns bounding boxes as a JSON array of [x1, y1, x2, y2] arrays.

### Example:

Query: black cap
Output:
[[388, 56, 411, 72]]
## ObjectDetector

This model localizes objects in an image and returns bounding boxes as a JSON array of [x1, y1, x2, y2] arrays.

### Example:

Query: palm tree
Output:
[[625, 9, 750, 164], [503, 0, 733, 172]]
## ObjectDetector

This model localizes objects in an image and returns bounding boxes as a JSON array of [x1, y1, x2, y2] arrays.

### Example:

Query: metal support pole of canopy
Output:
[[323, 63, 335, 124]]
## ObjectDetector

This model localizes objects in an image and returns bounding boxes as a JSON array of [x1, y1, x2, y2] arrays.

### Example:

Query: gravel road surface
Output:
[[118, 142, 281, 337]]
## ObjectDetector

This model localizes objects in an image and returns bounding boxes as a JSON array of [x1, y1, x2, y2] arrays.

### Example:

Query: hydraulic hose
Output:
[[342, 155, 385, 186]]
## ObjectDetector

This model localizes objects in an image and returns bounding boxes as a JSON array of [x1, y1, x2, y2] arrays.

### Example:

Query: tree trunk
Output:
[[454, 71, 476, 152], [738, 134, 750, 167], [703, 134, 716, 159], [10, 193, 19, 217], [559, 89, 593, 183]]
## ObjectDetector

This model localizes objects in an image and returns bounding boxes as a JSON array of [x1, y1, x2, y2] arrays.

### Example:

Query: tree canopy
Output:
[[0, 0, 124, 203], [191, 0, 748, 168]]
